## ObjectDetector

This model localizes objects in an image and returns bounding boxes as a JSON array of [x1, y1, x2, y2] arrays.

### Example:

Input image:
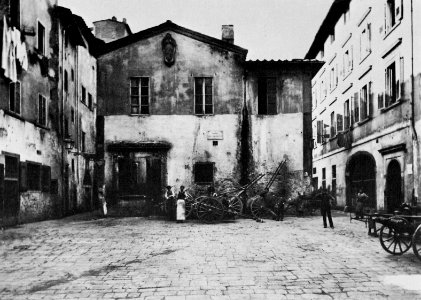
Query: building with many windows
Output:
[[306, 0, 421, 212], [96, 21, 322, 211], [0, 0, 100, 226]]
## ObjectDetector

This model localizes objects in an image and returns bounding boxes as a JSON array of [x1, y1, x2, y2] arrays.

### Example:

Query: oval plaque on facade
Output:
[[162, 33, 176, 67]]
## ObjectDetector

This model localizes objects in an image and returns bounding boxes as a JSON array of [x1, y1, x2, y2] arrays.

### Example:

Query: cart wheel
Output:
[[196, 196, 224, 223], [412, 224, 421, 261], [379, 217, 412, 255], [225, 196, 243, 217], [250, 197, 272, 219], [184, 194, 199, 219]]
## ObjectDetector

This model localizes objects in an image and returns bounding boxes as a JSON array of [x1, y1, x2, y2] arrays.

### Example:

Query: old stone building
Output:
[[0, 0, 100, 226], [307, 0, 421, 212], [96, 20, 322, 211]]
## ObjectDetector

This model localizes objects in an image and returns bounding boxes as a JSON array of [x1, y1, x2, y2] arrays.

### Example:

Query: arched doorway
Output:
[[346, 152, 376, 209], [385, 159, 402, 213]]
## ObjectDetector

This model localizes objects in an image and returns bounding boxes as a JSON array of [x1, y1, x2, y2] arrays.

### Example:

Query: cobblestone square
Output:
[[1, 212, 421, 299]]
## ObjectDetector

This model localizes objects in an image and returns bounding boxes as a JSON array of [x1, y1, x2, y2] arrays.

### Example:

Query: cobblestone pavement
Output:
[[1, 211, 421, 300]]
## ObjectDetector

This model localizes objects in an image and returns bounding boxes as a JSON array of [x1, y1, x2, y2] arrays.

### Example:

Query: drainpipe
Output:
[[60, 24, 65, 217], [410, 0, 418, 206]]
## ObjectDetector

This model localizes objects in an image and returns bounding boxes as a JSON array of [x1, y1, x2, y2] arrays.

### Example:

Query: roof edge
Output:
[[98, 20, 248, 57]]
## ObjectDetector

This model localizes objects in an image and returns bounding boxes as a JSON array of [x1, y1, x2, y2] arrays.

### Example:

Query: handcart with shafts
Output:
[[373, 207, 421, 260], [185, 173, 265, 223], [247, 161, 287, 220]]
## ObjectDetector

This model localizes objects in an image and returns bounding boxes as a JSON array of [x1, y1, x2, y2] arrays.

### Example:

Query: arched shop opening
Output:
[[346, 152, 377, 209], [385, 159, 403, 213]]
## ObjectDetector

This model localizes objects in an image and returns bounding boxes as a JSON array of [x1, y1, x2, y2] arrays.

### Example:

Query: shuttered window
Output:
[[258, 77, 277, 115], [130, 77, 150, 114], [195, 77, 213, 115]]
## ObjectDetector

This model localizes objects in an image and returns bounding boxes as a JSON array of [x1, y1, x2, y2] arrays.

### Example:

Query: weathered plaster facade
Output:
[[307, 0, 421, 211], [97, 21, 322, 210], [0, 2, 100, 226]]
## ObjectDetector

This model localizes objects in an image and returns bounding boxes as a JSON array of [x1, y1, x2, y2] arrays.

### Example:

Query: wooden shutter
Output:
[[19, 162, 27, 192], [368, 82, 373, 116], [317, 120, 323, 143], [399, 57, 404, 100]]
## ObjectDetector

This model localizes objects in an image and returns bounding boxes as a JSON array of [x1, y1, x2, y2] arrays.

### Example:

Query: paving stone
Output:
[[1, 211, 421, 299]]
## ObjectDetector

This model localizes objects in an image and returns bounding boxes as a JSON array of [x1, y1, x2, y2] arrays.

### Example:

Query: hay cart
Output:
[[374, 214, 421, 260], [247, 161, 287, 220], [185, 174, 265, 223]]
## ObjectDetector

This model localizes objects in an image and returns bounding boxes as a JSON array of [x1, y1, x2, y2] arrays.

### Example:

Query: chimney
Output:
[[122, 18, 127, 24], [222, 25, 234, 44], [111, 16, 117, 21]]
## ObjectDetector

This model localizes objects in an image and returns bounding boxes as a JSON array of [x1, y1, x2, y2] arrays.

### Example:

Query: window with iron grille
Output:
[[194, 162, 214, 184], [194, 77, 213, 115], [130, 77, 149, 114], [9, 81, 21, 114], [38, 95, 47, 126], [27, 162, 41, 191], [258, 77, 277, 115]]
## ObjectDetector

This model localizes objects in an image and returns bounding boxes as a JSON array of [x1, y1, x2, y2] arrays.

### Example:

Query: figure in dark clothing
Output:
[[318, 188, 334, 228], [355, 189, 368, 219], [274, 198, 285, 221], [165, 186, 175, 221]]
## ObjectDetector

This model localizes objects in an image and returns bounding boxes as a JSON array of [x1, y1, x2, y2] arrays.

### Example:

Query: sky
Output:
[[58, 0, 333, 60]]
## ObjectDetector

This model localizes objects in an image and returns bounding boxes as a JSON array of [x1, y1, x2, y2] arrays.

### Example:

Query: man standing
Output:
[[317, 188, 334, 229]]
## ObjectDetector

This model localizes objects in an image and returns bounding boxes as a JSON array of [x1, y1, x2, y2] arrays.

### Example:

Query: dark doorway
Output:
[[385, 159, 402, 213], [346, 152, 376, 209], [4, 155, 20, 225], [117, 154, 163, 199]]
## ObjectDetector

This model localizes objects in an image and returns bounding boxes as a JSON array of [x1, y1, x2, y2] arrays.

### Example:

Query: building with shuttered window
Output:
[[307, 0, 421, 212]]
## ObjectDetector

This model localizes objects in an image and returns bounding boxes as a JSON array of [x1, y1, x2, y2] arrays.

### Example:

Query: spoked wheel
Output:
[[225, 196, 243, 218], [412, 224, 421, 261], [250, 196, 273, 220], [185, 194, 199, 219], [196, 196, 224, 223], [379, 217, 412, 255]]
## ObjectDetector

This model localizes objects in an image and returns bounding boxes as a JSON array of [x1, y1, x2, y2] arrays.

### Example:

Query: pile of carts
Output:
[[184, 161, 287, 223]]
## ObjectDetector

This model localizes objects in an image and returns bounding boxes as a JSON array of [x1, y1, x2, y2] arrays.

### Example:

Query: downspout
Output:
[[75, 45, 80, 208], [60, 24, 65, 217], [410, 0, 418, 205]]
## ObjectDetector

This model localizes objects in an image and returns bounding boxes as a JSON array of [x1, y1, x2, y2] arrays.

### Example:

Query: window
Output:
[[353, 92, 360, 123], [37, 21, 45, 55], [343, 46, 353, 77], [71, 107, 75, 123], [41, 166, 51, 192], [71, 69, 74, 81], [81, 131, 86, 153], [313, 168, 317, 175], [332, 165, 337, 196], [316, 120, 322, 144], [9, 81, 21, 114], [337, 113, 343, 133], [360, 23, 371, 60], [27, 162, 41, 190], [330, 112, 336, 137], [258, 77, 276, 114], [38, 95, 47, 126], [88, 93, 93, 110], [130, 77, 149, 114], [194, 162, 214, 184], [385, 62, 397, 107], [330, 29, 335, 43], [81, 86, 86, 104], [330, 66, 338, 90], [64, 70, 68, 92], [4, 155, 19, 215], [10, 0, 20, 29], [343, 4, 350, 24], [360, 83, 372, 120], [322, 167, 326, 189], [344, 100, 350, 130], [385, 0, 403, 33], [195, 77, 213, 115]]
